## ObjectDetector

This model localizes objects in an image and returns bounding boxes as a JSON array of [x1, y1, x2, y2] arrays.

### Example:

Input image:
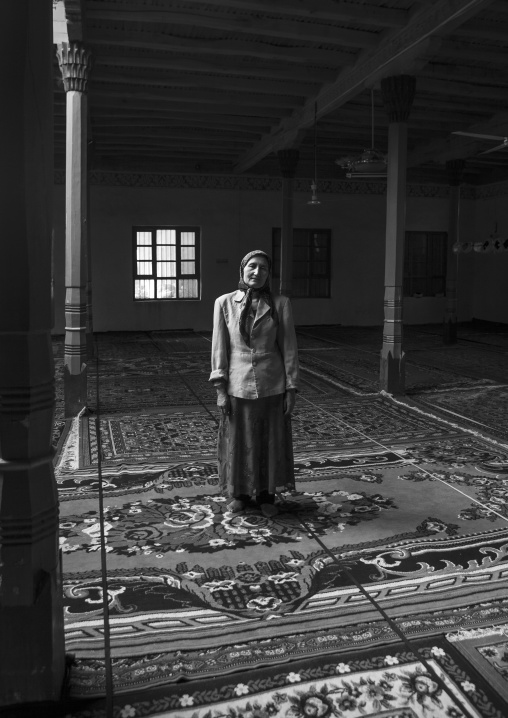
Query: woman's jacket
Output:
[[209, 290, 299, 399]]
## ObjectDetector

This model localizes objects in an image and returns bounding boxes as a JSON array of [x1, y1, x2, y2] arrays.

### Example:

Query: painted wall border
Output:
[[54, 170, 506, 199]]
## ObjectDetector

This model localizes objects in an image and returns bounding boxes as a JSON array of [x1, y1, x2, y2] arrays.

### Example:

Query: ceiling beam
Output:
[[234, 0, 496, 173]]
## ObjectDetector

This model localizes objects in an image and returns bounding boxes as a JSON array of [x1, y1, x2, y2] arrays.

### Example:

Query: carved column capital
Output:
[[446, 158, 465, 186], [56, 42, 92, 93], [277, 149, 300, 178], [381, 75, 416, 123]]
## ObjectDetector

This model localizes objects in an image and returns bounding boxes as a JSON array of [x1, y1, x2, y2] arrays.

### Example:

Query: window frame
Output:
[[404, 230, 447, 299], [132, 225, 201, 301], [272, 228, 331, 298]]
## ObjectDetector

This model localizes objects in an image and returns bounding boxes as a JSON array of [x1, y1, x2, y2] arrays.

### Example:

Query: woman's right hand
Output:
[[216, 388, 231, 416]]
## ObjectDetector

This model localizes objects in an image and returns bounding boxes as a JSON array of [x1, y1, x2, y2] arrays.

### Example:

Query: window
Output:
[[133, 226, 200, 300], [272, 228, 331, 298], [404, 231, 447, 298]]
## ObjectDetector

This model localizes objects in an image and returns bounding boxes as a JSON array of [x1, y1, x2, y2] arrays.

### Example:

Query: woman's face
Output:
[[242, 255, 270, 290]]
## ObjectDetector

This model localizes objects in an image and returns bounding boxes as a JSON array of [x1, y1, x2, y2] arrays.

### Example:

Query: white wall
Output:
[[51, 177, 503, 334]]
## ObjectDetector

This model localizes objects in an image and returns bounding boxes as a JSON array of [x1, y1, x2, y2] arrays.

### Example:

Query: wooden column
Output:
[[379, 75, 416, 395], [56, 42, 92, 417], [277, 149, 299, 296], [86, 116, 95, 360], [443, 159, 465, 344], [0, 0, 65, 705]]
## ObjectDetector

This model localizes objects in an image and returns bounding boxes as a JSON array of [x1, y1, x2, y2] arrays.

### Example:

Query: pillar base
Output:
[[443, 317, 458, 344], [380, 350, 406, 395], [64, 365, 87, 418], [0, 566, 65, 706]]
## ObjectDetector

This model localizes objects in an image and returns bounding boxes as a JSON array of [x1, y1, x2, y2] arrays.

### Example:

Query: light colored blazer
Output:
[[209, 290, 299, 399]]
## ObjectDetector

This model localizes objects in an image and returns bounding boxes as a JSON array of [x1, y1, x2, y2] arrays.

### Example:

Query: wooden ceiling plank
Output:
[[95, 0, 407, 28], [87, 9, 379, 49], [93, 53, 337, 83], [95, 147, 239, 157], [92, 69, 317, 97], [94, 134, 253, 146], [88, 95, 292, 117], [407, 109, 508, 166], [90, 84, 302, 108], [440, 37, 508, 62], [418, 76, 508, 101], [453, 20, 508, 41], [234, 0, 497, 173], [88, 32, 354, 66], [421, 62, 508, 86], [90, 114, 273, 130], [91, 118, 268, 134]]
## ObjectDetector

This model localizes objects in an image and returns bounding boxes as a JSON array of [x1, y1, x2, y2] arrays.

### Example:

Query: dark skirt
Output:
[[218, 394, 295, 499]]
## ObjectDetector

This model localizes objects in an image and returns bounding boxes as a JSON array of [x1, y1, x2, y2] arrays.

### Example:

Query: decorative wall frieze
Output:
[[54, 170, 507, 199], [475, 180, 508, 200]]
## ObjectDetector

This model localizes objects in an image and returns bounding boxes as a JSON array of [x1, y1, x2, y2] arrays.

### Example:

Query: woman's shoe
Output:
[[260, 503, 278, 518], [228, 499, 245, 513]]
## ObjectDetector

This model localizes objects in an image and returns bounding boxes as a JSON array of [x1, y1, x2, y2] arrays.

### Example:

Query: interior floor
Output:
[[29, 322, 508, 717]]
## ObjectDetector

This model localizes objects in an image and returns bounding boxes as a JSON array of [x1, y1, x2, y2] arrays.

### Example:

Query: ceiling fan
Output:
[[335, 89, 387, 178], [451, 131, 508, 155]]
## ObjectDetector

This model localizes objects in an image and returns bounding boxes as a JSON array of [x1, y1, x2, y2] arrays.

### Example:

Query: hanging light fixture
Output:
[[335, 89, 387, 177], [308, 101, 321, 205]]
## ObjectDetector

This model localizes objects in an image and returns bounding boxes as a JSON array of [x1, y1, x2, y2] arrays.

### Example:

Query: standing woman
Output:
[[209, 250, 299, 517]]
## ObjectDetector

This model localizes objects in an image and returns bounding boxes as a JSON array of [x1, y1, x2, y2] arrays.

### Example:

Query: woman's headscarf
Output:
[[238, 250, 277, 346]]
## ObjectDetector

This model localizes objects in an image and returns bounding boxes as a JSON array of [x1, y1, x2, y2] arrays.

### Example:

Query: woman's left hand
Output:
[[284, 389, 296, 416]]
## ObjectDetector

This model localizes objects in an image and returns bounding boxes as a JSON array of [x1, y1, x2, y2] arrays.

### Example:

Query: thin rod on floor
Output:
[[94, 337, 115, 717]]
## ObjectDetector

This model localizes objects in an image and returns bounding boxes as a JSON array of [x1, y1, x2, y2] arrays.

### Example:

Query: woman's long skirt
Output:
[[218, 393, 295, 499]]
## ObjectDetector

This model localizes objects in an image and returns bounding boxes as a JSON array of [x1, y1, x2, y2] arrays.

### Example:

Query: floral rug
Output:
[[50, 328, 508, 715], [413, 386, 508, 443], [61, 637, 507, 717], [59, 440, 508, 695], [447, 624, 508, 704]]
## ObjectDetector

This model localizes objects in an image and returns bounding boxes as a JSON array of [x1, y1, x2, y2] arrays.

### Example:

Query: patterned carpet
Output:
[[49, 324, 508, 717]]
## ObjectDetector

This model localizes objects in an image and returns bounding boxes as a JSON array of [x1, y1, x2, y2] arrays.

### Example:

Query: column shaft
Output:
[[57, 44, 92, 416], [380, 76, 415, 395], [0, 0, 65, 705], [380, 122, 408, 394]]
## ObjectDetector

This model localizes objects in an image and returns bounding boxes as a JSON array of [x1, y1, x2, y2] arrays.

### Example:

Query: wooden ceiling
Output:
[[53, 0, 508, 184]]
